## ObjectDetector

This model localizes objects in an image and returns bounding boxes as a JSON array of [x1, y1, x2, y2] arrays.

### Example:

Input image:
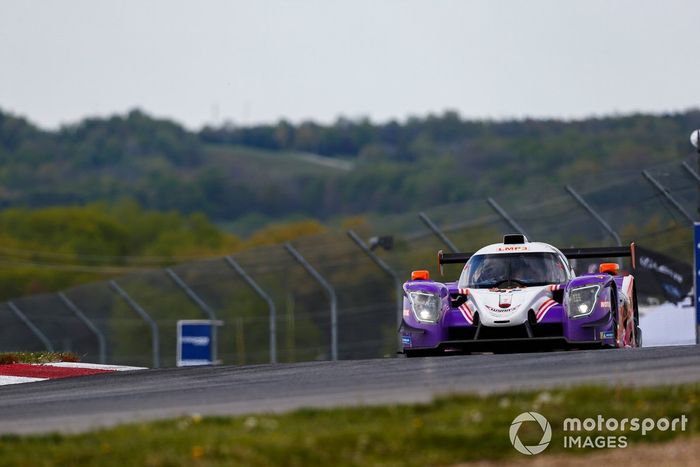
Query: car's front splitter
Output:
[[402, 336, 607, 354]]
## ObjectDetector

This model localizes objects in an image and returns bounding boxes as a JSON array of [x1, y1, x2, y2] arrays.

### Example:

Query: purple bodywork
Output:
[[400, 253, 639, 356]]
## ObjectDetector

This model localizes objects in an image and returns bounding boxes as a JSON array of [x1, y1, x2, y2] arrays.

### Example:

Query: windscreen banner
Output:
[[575, 245, 691, 305], [634, 246, 692, 304]]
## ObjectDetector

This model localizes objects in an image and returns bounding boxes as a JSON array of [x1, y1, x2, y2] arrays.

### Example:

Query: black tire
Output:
[[635, 326, 643, 348], [609, 285, 620, 348], [632, 282, 642, 348], [404, 348, 442, 358]]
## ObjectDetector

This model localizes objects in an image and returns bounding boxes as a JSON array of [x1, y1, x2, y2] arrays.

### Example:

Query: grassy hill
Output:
[[2, 108, 699, 235]]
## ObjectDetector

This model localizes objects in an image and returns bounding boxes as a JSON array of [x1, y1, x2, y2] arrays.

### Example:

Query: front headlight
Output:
[[408, 291, 442, 323], [567, 285, 600, 319]]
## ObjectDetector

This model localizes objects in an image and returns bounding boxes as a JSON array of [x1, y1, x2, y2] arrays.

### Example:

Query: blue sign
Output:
[[694, 223, 700, 344], [177, 320, 220, 366]]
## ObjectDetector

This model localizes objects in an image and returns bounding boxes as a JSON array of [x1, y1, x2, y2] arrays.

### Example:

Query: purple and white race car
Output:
[[400, 234, 641, 356]]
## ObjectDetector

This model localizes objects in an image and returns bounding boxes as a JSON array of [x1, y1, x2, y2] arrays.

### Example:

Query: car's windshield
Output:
[[459, 252, 568, 289]]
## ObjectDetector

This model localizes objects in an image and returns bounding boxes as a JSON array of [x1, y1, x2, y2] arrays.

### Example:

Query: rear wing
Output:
[[559, 243, 636, 269], [437, 251, 474, 276], [437, 243, 636, 275]]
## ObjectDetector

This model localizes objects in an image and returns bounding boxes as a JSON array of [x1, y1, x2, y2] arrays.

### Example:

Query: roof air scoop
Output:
[[503, 234, 528, 244]]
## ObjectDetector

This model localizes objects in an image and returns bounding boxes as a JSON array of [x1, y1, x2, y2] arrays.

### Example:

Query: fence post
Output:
[[418, 212, 459, 252], [7, 301, 54, 352], [109, 280, 160, 368], [682, 161, 700, 220], [347, 230, 403, 333], [642, 170, 694, 223], [224, 256, 277, 364], [286, 292, 295, 362], [166, 268, 219, 363], [487, 197, 530, 238], [565, 185, 622, 246], [235, 317, 246, 365], [284, 243, 338, 361], [58, 292, 107, 364], [682, 160, 700, 184]]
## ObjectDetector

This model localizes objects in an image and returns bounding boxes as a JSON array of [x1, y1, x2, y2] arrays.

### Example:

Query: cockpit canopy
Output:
[[458, 252, 569, 289]]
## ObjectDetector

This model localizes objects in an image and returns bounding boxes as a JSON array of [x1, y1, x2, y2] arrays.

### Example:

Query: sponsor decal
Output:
[[181, 336, 210, 346], [638, 255, 684, 284], [635, 246, 692, 303], [536, 299, 557, 322], [599, 330, 615, 339], [458, 302, 474, 323], [599, 300, 611, 309], [401, 335, 412, 347], [498, 246, 529, 252], [485, 304, 518, 313], [499, 292, 513, 308]]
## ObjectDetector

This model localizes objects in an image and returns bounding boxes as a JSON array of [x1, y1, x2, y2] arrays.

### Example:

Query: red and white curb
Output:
[[0, 362, 146, 386]]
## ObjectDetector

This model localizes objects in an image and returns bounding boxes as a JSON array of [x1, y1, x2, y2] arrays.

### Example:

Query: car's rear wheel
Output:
[[622, 283, 640, 348], [610, 285, 621, 348], [635, 326, 643, 347], [627, 317, 638, 348], [633, 282, 642, 348]]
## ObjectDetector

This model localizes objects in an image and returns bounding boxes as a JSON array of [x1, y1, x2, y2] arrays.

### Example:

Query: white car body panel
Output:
[[466, 286, 554, 326]]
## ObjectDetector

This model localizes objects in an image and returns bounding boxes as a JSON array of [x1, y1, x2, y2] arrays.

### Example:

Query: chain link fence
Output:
[[0, 156, 696, 366]]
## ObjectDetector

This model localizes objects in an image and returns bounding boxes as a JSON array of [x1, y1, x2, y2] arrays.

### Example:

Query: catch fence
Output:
[[0, 156, 696, 366]]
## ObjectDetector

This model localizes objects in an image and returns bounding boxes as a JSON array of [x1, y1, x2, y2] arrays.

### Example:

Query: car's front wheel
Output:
[[404, 348, 443, 358]]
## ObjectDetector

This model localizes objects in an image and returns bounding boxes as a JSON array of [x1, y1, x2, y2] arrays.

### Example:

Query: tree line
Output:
[[2, 107, 700, 228]]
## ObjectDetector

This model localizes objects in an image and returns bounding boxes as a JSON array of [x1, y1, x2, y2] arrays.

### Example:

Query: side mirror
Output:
[[411, 270, 430, 281]]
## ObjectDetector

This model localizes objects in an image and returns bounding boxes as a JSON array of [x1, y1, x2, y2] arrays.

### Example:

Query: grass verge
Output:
[[0, 352, 79, 365], [0, 384, 697, 466]]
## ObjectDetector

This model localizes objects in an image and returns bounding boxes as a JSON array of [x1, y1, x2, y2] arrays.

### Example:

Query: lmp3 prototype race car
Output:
[[400, 234, 641, 356]]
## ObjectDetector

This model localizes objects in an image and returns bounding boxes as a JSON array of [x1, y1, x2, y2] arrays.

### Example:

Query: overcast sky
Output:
[[1, 0, 699, 130]]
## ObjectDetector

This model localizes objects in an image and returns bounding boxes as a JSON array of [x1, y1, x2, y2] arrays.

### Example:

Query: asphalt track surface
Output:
[[1, 345, 699, 435]]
